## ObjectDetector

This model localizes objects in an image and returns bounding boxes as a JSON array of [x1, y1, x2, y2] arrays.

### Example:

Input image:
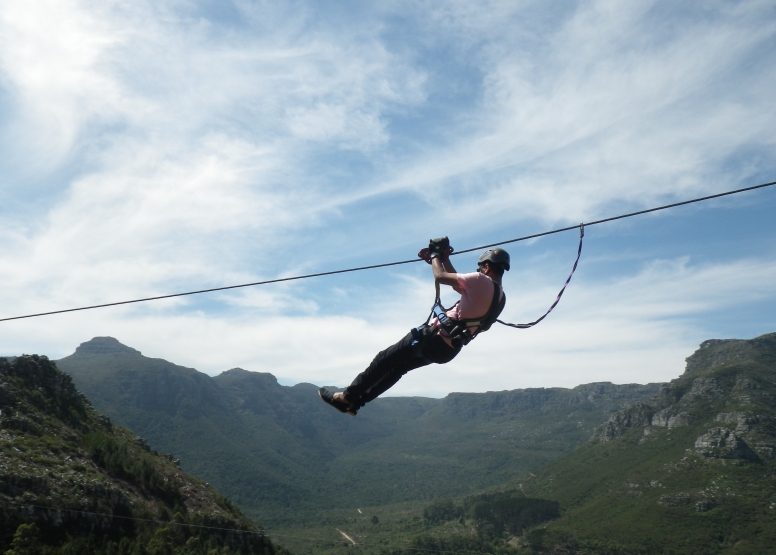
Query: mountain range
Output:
[[55, 337, 659, 525], [285, 332, 776, 555], [7, 332, 775, 554]]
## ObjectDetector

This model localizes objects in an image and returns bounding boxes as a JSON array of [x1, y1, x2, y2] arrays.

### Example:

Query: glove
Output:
[[418, 248, 433, 264], [428, 237, 450, 259]]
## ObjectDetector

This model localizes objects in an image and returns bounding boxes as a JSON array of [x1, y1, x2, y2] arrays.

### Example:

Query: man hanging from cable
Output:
[[319, 237, 509, 416]]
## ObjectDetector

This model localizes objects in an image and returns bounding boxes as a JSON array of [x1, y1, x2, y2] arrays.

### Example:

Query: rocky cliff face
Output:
[[441, 381, 660, 419], [521, 333, 776, 554], [596, 332, 776, 464], [0, 354, 280, 555]]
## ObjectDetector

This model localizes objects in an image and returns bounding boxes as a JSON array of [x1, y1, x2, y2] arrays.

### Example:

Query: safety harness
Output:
[[426, 280, 506, 349]]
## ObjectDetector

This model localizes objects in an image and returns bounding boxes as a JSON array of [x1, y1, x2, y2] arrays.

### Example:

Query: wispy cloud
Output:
[[347, 0, 776, 224], [0, 0, 426, 310]]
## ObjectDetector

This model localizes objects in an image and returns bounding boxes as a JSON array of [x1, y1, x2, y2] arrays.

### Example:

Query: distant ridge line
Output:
[[1, 179, 774, 323]]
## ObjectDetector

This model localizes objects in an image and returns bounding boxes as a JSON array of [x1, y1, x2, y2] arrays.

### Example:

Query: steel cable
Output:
[[1, 179, 774, 323]]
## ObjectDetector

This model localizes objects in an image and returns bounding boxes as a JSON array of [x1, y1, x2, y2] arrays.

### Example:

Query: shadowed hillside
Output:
[[0, 354, 282, 555]]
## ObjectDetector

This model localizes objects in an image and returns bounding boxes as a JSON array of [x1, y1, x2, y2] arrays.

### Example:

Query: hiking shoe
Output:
[[319, 388, 355, 416]]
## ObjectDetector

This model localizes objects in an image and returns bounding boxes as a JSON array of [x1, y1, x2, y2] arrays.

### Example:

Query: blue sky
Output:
[[1, 0, 775, 396]]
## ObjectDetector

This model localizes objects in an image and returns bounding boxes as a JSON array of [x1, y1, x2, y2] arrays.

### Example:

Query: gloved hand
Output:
[[418, 248, 433, 264], [428, 237, 450, 259]]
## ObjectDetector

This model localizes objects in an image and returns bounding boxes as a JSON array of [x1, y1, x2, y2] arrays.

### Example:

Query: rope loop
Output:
[[496, 223, 584, 330]]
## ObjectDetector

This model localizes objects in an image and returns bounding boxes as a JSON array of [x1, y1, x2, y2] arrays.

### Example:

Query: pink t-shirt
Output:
[[432, 272, 504, 345]]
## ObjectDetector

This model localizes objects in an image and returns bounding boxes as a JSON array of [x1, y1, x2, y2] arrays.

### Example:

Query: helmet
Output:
[[478, 248, 510, 271]]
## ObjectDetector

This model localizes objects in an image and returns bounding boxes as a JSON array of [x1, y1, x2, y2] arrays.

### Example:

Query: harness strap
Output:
[[429, 281, 504, 347], [497, 223, 584, 329], [423, 280, 442, 326], [458, 282, 504, 333]]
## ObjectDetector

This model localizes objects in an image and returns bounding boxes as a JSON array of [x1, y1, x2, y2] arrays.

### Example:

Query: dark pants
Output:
[[345, 328, 461, 409]]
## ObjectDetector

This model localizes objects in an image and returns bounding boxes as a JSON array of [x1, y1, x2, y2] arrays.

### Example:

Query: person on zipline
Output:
[[319, 237, 509, 416]]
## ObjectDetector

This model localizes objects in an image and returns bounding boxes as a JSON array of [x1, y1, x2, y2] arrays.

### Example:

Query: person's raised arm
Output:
[[441, 256, 456, 274], [432, 257, 458, 287]]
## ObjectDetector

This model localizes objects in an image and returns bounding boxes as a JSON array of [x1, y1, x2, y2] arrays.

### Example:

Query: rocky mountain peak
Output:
[[73, 337, 142, 356], [214, 368, 280, 388], [595, 332, 776, 465], [684, 338, 752, 374]]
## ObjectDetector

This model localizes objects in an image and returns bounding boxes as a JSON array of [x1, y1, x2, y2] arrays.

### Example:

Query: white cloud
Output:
[[0, 0, 427, 315], [0, 0, 127, 174], [345, 0, 776, 226]]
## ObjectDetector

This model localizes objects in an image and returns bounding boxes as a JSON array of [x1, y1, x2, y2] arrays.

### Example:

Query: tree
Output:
[[6, 523, 43, 555]]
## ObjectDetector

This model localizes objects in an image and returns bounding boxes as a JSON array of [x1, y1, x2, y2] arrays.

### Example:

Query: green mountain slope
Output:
[[516, 332, 776, 554], [325, 382, 663, 506], [56, 337, 659, 525], [0, 354, 283, 555]]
